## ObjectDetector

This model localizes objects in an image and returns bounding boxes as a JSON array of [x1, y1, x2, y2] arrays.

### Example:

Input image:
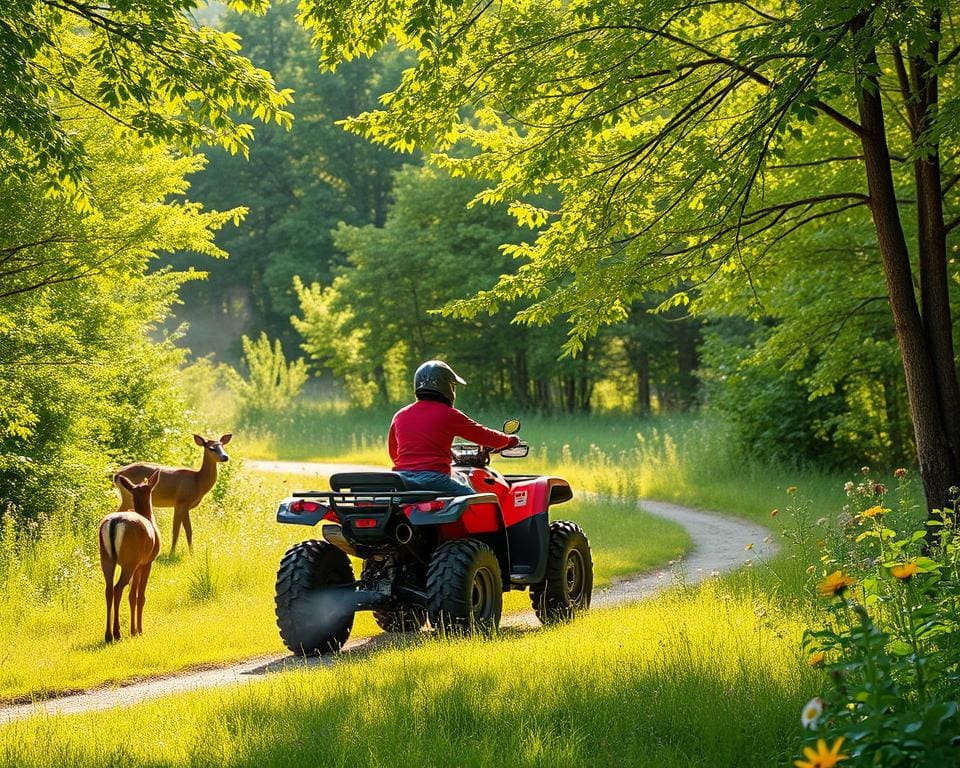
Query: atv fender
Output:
[[276, 496, 327, 526]]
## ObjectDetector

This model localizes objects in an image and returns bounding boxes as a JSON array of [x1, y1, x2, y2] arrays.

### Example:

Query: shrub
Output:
[[794, 469, 960, 766], [223, 333, 308, 427]]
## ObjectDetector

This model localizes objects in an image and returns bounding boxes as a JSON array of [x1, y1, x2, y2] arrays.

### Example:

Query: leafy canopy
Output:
[[1, 0, 293, 204], [297, 0, 958, 353]]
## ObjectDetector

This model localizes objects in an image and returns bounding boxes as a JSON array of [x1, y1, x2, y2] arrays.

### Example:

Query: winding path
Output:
[[0, 460, 776, 724]]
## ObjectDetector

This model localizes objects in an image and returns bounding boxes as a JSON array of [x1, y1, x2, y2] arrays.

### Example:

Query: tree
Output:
[[174, 4, 412, 356], [1, 0, 291, 203], [0, 100, 237, 523], [298, 0, 960, 519]]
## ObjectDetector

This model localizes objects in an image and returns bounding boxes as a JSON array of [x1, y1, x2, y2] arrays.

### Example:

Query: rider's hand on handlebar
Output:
[[506, 436, 521, 449]]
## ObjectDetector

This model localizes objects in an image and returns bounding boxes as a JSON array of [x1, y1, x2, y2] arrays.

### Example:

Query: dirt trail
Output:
[[0, 460, 776, 724]]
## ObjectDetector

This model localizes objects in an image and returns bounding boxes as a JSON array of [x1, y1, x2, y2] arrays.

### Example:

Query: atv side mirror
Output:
[[500, 443, 529, 458], [502, 418, 521, 434]]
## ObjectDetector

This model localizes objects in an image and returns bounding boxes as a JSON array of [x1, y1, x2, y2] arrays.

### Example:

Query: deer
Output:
[[113, 433, 232, 555], [99, 470, 161, 643]]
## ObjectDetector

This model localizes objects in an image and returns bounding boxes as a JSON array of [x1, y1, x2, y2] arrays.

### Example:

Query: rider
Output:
[[389, 360, 520, 496]]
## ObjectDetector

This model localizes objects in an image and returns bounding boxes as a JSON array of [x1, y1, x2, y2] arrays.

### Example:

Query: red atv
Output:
[[274, 420, 593, 654]]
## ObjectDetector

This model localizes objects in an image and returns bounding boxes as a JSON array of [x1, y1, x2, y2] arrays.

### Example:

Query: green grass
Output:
[[0, 456, 687, 702], [0, 584, 817, 767], [1, 404, 886, 766]]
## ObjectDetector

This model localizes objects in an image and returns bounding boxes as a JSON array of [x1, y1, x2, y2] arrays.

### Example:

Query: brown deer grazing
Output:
[[99, 471, 161, 643], [113, 433, 232, 554]]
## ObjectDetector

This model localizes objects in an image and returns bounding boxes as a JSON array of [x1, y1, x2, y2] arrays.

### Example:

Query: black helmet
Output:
[[414, 360, 465, 405]]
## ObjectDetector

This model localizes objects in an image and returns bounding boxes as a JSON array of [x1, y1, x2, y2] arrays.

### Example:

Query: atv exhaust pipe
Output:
[[395, 522, 413, 545]]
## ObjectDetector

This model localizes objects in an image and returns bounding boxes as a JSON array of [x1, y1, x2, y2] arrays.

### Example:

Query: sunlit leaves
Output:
[[2, 2, 293, 207]]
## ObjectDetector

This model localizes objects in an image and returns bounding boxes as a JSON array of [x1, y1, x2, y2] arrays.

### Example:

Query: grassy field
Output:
[[0, 584, 817, 767], [0, 456, 687, 701], [1, 404, 891, 767]]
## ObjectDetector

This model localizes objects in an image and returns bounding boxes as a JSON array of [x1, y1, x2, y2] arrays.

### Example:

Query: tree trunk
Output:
[[636, 350, 651, 415], [676, 323, 700, 410], [856, 28, 959, 522]]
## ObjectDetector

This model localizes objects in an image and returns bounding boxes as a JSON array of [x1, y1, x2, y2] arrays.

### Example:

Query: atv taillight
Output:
[[291, 499, 323, 514], [403, 500, 447, 515], [354, 518, 378, 528]]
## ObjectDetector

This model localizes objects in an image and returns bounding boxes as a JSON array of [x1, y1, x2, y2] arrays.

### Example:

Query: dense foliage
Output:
[[797, 471, 960, 765], [294, 0, 960, 511], [0, 0, 290, 202], [0, 20, 252, 523]]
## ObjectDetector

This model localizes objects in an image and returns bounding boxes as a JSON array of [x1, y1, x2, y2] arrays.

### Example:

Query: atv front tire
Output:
[[426, 539, 502, 634], [275, 540, 355, 655], [530, 521, 593, 624]]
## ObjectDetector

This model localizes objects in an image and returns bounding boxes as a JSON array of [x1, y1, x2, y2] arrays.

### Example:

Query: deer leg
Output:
[[171, 507, 183, 554], [112, 569, 132, 641], [135, 562, 153, 636], [129, 568, 142, 636], [101, 557, 116, 644], [182, 509, 194, 552]]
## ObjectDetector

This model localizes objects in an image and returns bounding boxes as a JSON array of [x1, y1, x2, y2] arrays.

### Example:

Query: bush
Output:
[[223, 333, 308, 427], [794, 469, 960, 767]]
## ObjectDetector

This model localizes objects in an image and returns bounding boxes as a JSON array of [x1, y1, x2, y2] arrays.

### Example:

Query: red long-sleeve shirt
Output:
[[388, 400, 512, 474]]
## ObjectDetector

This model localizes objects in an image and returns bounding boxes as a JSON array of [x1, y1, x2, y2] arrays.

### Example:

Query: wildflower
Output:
[[745, 542, 754, 551], [807, 652, 826, 667], [843, 481, 854, 494], [787, 485, 798, 494], [794, 737, 848, 768], [710, 570, 720, 577], [816, 517, 828, 527], [806, 565, 816, 575], [861, 466, 870, 474], [817, 570, 856, 597], [800, 697, 823, 729], [861, 505, 884, 518], [771, 508, 779, 517], [872, 483, 886, 494], [891, 560, 919, 580], [894, 468, 906, 479]]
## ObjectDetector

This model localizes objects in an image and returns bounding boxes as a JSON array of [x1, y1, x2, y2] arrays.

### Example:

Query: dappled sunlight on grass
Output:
[[0, 457, 688, 700], [0, 585, 816, 766]]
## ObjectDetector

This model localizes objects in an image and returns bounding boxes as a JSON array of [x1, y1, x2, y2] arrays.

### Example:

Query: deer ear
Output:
[[117, 474, 135, 492], [220, 433, 232, 445], [146, 470, 161, 489], [194, 434, 205, 446]]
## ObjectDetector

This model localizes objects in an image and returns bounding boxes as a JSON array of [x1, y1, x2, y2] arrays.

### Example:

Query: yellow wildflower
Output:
[[817, 570, 856, 597], [807, 652, 826, 667], [794, 737, 848, 768], [891, 561, 919, 580], [861, 505, 884, 518]]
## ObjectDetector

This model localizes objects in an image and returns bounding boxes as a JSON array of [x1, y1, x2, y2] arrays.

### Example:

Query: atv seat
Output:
[[330, 472, 409, 493]]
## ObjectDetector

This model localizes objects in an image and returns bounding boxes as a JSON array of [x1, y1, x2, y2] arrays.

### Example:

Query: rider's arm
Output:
[[388, 420, 400, 464], [450, 409, 513, 450]]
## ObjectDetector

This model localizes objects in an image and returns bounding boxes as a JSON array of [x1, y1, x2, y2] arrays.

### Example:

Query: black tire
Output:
[[530, 521, 593, 624], [426, 539, 502, 634], [275, 540, 355, 655]]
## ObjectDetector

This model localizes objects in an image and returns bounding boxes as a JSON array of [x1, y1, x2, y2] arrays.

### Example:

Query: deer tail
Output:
[[100, 517, 124, 562]]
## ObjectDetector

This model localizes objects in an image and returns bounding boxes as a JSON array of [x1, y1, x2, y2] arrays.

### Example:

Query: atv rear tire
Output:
[[530, 521, 593, 624], [426, 539, 502, 634], [275, 540, 355, 655]]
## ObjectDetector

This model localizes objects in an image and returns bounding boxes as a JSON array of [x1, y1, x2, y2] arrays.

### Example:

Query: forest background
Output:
[[1, 0, 953, 524]]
